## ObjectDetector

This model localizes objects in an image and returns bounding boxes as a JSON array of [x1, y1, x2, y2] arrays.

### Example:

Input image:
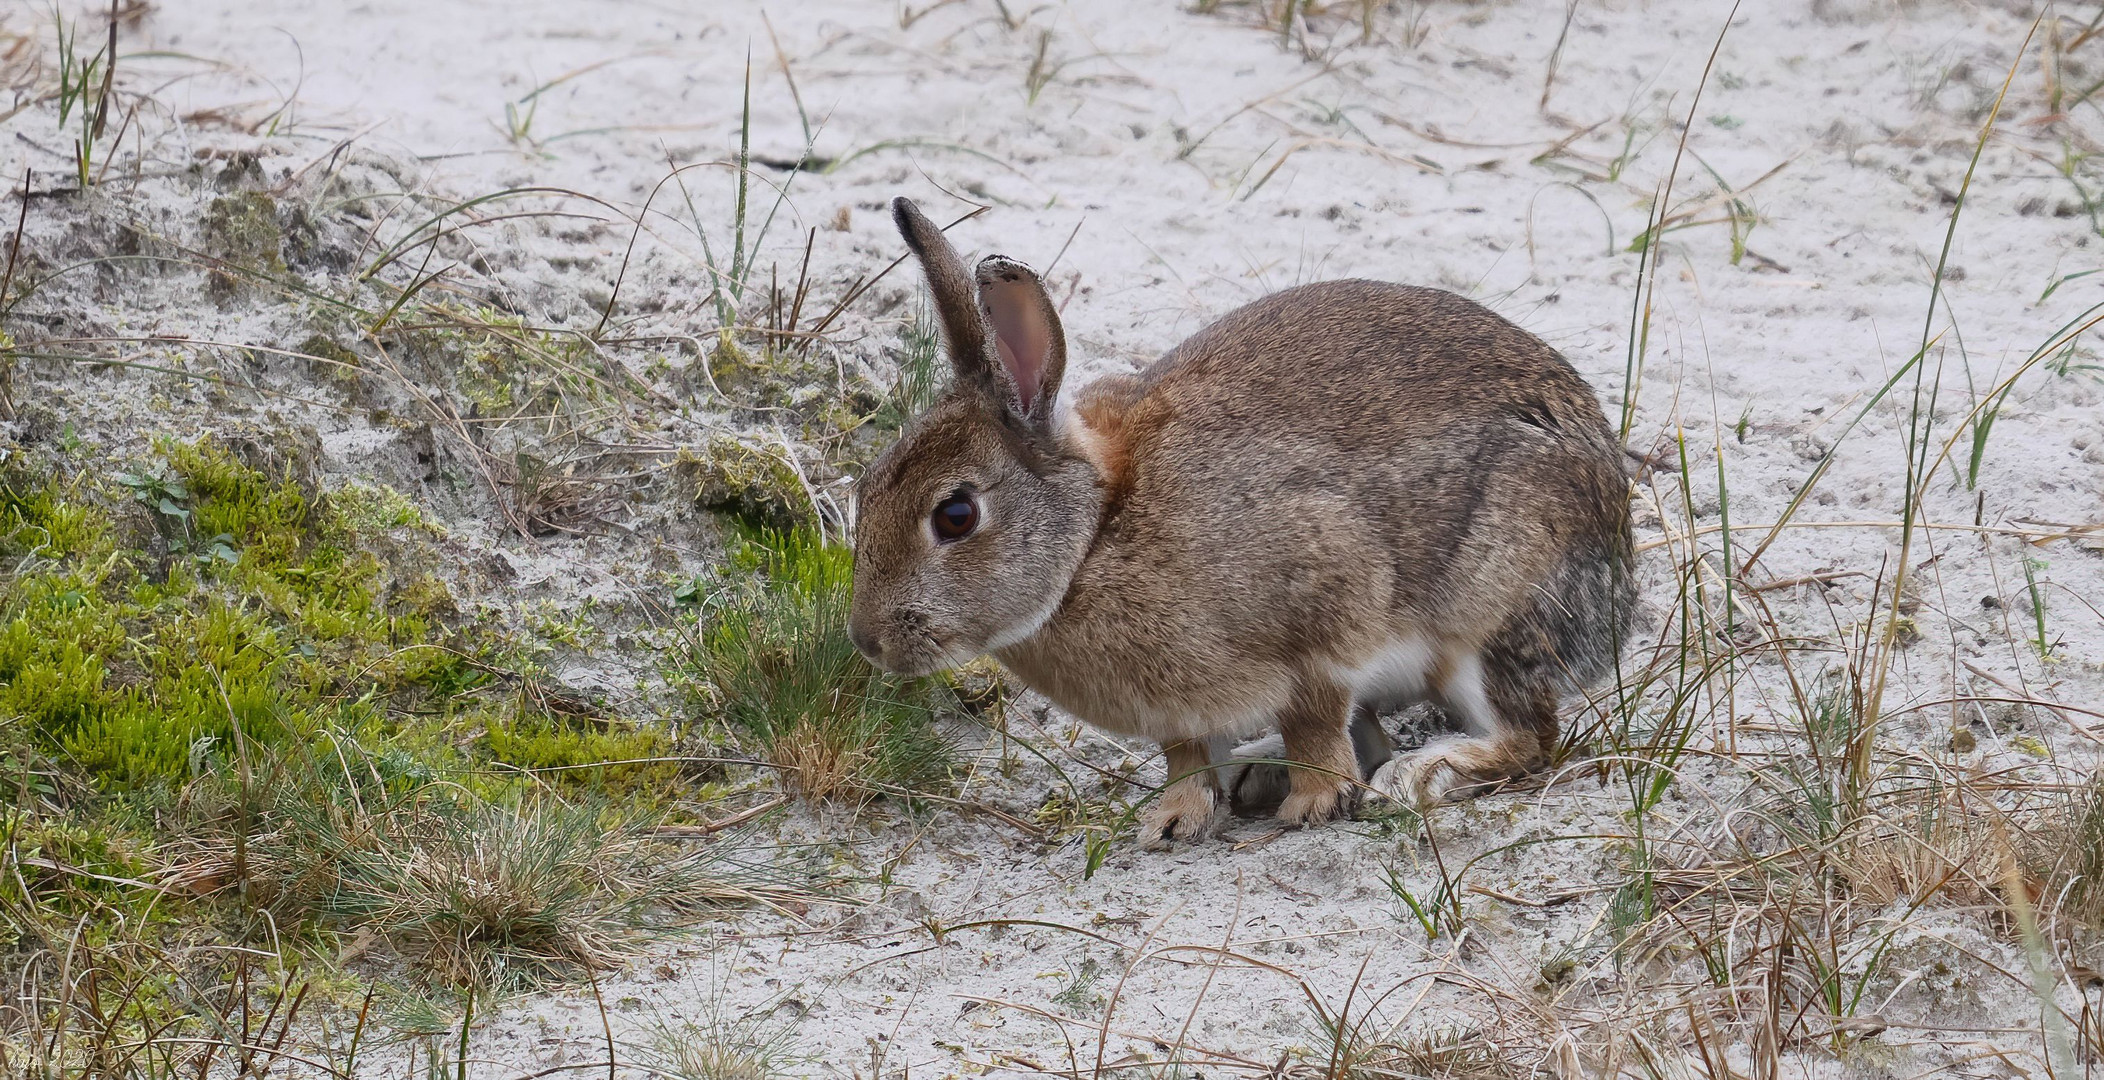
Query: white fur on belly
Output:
[[1136, 689, 1289, 744], [1327, 635, 1436, 706], [1438, 651, 1500, 735]]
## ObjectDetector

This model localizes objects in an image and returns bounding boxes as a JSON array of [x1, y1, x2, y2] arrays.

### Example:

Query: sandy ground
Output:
[[8, 0, 2104, 1076]]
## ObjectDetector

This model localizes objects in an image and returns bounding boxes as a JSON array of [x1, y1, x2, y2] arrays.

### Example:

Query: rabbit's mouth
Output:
[[890, 629, 964, 676], [850, 621, 959, 677]]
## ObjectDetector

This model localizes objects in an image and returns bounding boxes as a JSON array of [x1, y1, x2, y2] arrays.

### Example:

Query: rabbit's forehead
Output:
[[860, 410, 1008, 508]]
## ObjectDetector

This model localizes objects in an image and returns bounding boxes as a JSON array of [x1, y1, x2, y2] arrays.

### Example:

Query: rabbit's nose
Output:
[[847, 622, 881, 664]]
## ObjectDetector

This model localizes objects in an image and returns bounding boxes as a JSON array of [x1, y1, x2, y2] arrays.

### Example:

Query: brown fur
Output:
[[850, 198, 1635, 847], [1070, 375, 1147, 515]]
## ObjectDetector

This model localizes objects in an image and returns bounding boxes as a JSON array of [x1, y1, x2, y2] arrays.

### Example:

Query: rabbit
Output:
[[848, 197, 1634, 847]]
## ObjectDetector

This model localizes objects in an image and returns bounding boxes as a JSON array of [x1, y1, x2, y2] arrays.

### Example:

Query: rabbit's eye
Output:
[[931, 492, 979, 543]]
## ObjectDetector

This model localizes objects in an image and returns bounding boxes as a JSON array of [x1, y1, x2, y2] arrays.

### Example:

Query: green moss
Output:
[[0, 438, 704, 813], [526, 599, 593, 648], [393, 571, 456, 615], [707, 338, 854, 414], [483, 709, 673, 794], [330, 481, 439, 535], [0, 439, 475, 787], [165, 437, 311, 560], [0, 468, 107, 558], [398, 304, 605, 417], [0, 440, 786, 1011], [297, 333, 359, 368], [297, 332, 364, 391], [707, 336, 757, 389]]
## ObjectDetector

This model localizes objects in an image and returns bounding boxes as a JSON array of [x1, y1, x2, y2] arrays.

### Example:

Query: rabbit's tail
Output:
[[1492, 521, 1636, 696], [1557, 529, 1637, 689]]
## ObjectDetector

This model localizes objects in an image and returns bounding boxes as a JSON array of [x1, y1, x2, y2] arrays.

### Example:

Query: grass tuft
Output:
[[2045, 772, 2104, 928], [1303, 1014, 1523, 1080], [875, 292, 945, 429], [631, 983, 810, 1080], [685, 527, 954, 803], [316, 795, 744, 991]]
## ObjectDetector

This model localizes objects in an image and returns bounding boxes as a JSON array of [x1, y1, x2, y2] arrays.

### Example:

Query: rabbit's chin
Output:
[[865, 634, 978, 679], [878, 653, 956, 678], [877, 610, 1056, 677]]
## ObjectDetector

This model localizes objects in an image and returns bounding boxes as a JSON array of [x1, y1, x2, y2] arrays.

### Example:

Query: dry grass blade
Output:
[[503, 449, 625, 536], [2040, 773, 2104, 927]]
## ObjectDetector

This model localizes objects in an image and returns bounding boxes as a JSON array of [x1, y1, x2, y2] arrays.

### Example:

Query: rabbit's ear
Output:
[[891, 198, 993, 392], [975, 255, 1066, 430]]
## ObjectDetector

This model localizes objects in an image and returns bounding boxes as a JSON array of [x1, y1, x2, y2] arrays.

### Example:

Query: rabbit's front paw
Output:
[[1276, 773, 1355, 827], [1141, 780, 1220, 849]]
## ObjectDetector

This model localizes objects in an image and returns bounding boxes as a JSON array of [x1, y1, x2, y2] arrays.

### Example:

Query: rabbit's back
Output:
[[1143, 280, 1612, 450]]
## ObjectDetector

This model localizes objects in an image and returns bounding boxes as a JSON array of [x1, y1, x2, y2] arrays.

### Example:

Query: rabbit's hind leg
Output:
[[1369, 653, 1556, 809], [1275, 678, 1362, 826], [1141, 737, 1224, 849]]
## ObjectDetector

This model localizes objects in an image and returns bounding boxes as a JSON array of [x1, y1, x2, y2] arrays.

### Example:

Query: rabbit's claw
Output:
[[1140, 780, 1220, 849], [1276, 775, 1355, 826], [1369, 732, 1537, 811]]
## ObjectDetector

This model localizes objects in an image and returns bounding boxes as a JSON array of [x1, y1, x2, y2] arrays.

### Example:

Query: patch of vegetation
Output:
[[872, 293, 946, 430], [11, 446, 390, 770], [1033, 787, 1127, 845], [706, 337, 867, 430], [483, 707, 674, 795], [2045, 772, 2104, 928], [0, 931, 314, 1080], [202, 191, 286, 297], [680, 526, 955, 804], [312, 792, 752, 992], [1049, 954, 1103, 1011], [391, 304, 611, 422], [1, 729, 802, 1076], [1, 437, 783, 1021], [295, 331, 365, 394], [328, 479, 440, 535], [684, 434, 810, 532], [823, 294, 952, 478], [0, 438, 456, 787], [632, 985, 811, 1080]]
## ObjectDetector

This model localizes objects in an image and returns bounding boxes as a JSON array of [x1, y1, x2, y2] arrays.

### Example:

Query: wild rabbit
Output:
[[848, 198, 1634, 847]]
